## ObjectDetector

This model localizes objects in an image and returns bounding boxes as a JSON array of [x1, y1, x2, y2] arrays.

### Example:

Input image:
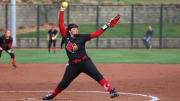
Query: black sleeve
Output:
[[48, 30, 51, 35], [0, 36, 2, 42], [0, 37, 2, 45], [151, 30, 154, 37], [54, 30, 58, 35], [10, 37, 13, 44], [145, 30, 148, 37]]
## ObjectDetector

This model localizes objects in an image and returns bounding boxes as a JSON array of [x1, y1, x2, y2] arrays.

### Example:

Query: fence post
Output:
[[159, 4, 163, 49], [37, 5, 40, 48], [5, 4, 8, 30], [130, 5, 134, 49], [96, 5, 99, 48], [67, 5, 70, 25]]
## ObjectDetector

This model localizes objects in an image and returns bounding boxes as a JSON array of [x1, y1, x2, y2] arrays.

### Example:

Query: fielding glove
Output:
[[109, 13, 121, 28], [7, 48, 15, 54]]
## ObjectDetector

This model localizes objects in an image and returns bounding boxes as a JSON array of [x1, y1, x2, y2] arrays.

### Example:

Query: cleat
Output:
[[43, 94, 53, 100], [110, 88, 119, 98], [12, 65, 16, 69]]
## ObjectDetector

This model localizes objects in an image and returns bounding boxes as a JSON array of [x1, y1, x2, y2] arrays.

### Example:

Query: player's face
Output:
[[148, 26, 152, 30], [52, 25, 56, 30], [69, 28, 78, 36], [5, 30, 10, 37]]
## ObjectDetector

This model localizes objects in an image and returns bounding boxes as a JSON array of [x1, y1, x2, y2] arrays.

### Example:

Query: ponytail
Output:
[[60, 31, 70, 48], [60, 37, 66, 48]]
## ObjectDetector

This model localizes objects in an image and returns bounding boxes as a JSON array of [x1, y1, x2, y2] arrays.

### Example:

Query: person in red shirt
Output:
[[43, 6, 120, 100], [0, 30, 16, 68]]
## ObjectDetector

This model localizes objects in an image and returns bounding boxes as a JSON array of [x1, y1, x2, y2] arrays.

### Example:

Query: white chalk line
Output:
[[0, 90, 160, 101]]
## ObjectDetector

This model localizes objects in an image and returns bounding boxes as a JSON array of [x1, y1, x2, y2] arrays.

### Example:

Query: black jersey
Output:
[[0, 35, 13, 48], [146, 30, 154, 37], [48, 29, 58, 39], [64, 34, 91, 60]]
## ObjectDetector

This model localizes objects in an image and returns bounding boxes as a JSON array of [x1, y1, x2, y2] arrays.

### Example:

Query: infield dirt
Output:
[[0, 64, 180, 101]]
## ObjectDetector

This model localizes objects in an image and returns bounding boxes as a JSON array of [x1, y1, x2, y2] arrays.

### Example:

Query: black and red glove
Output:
[[109, 13, 121, 28]]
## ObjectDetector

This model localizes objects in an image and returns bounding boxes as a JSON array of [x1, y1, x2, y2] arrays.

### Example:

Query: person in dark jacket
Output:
[[142, 25, 154, 49]]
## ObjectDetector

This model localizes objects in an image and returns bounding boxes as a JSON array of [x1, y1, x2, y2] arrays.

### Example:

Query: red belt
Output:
[[71, 56, 87, 63]]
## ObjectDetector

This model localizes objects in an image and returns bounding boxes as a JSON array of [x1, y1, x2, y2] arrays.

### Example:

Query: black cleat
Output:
[[110, 88, 119, 98], [43, 94, 53, 100], [12, 65, 16, 69]]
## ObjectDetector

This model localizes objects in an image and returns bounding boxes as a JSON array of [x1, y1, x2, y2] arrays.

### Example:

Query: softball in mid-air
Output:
[[62, 2, 68, 8]]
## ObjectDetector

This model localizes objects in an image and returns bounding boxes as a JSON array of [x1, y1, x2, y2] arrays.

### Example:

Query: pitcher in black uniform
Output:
[[43, 6, 120, 100], [47, 25, 58, 54], [0, 30, 16, 68]]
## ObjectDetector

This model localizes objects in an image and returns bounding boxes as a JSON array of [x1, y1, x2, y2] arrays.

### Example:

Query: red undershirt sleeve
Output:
[[9, 43, 12, 48], [9, 38, 13, 48], [90, 29, 104, 39], [90, 24, 109, 39], [59, 11, 66, 37]]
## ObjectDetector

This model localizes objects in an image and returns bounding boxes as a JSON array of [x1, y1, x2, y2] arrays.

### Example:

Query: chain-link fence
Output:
[[0, 4, 180, 48]]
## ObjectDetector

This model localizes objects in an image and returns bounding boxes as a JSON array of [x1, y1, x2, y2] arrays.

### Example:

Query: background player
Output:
[[0, 30, 16, 68], [42, 6, 120, 100], [142, 25, 154, 49], [47, 25, 58, 54]]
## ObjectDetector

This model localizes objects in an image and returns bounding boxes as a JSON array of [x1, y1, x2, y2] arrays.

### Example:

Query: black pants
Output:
[[58, 57, 103, 91], [48, 39, 56, 49], [0, 47, 14, 58]]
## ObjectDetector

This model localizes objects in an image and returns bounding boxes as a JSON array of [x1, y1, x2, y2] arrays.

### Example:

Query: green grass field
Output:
[[0, 49, 180, 64], [17, 24, 180, 38]]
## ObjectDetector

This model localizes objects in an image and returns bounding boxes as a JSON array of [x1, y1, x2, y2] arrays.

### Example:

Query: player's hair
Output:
[[60, 24, 78, 48], [67, 24, 78, 31]]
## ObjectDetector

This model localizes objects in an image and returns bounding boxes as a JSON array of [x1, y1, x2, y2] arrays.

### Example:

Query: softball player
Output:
[[0, 30, 16, 68], [43, 6, 120, 100], [47, 25, 58, 54]]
